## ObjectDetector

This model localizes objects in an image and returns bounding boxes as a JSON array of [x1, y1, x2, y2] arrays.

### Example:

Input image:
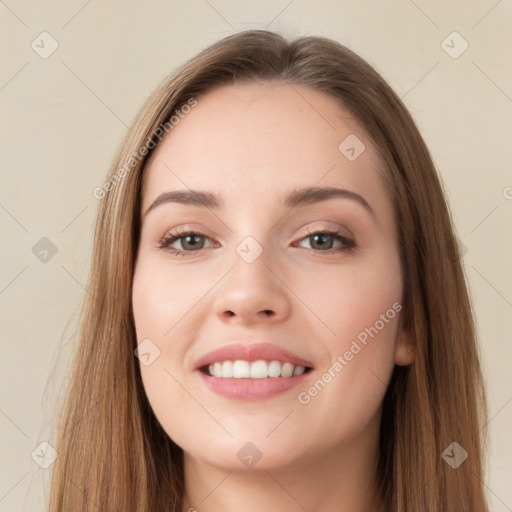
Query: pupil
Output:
[[312, 233, 332, 249], [184, 235, 203, 250]]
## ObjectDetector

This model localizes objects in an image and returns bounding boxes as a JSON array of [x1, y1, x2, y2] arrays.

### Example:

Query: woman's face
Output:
[[132, 82, 412, 472]]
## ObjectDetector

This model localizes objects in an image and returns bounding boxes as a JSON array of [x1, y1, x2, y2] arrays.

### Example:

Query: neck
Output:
[[180, 419, 384, 512]]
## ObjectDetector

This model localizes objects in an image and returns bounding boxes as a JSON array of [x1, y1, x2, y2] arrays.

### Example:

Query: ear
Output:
[[394, 321, 415, 366]]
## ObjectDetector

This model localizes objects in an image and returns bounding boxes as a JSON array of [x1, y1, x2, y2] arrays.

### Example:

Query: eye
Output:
[[294, 227, 355, 255], [158, 229, 216, 256]]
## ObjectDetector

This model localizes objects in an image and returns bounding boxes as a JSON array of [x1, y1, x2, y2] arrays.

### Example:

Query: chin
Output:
[[180, 434, 308, 473]]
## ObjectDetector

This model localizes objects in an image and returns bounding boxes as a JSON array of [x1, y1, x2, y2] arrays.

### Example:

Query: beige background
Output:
[[0, 1, 511, 510]]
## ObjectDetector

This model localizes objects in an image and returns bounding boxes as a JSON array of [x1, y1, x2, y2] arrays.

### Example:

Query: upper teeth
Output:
[[208, 360, 306, 378]]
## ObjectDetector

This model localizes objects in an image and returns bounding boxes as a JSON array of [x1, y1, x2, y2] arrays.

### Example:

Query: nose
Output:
[[213, 246, 291, 326]]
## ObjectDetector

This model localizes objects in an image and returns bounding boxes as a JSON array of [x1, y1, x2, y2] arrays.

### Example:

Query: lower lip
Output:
[[197, 370, 312, 400]]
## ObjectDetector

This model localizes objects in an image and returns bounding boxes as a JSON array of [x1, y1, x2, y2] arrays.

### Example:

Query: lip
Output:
[[198, 370, 312, 400], [194, 342, 315, 401], [194, 342, 314, 370]]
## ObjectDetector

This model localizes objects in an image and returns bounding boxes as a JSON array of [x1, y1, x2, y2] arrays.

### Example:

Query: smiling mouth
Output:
[[200, 360, 314, 379]]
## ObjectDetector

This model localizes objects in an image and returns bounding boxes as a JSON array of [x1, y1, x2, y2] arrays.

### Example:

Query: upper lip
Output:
[[194, 342, 314, 370]]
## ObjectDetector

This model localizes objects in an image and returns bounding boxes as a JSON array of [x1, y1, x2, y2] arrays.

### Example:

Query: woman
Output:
[[47, 30, 489, 511]]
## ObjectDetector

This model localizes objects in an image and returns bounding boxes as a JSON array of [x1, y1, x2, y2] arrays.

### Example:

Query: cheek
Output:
[[131, 254, 209, 340], [295, 296, 400, 449], [132, 259, 204, 441], [294, 249, 401, 410], [296, 249, 402, 348], [131, 260, 202, 395]]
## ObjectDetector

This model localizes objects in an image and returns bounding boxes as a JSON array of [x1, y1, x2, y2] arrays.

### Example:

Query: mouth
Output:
[[196, 359, 314, 400], [194, 342, 315, 400]]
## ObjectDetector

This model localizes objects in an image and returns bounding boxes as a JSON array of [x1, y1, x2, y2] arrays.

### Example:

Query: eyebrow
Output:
[[143, 186, 374, 218]]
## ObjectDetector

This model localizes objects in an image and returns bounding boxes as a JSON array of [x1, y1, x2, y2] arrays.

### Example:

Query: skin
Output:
[[132, 82, 414, 512]]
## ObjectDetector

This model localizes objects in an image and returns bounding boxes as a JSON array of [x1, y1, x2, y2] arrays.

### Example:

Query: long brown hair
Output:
[[47, 30, 489, 511]]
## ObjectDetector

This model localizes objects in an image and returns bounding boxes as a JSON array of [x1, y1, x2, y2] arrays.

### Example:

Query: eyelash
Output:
[[157, 226, 355, 258]]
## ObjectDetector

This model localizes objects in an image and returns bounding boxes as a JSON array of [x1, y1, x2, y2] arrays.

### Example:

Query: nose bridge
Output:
[[226, 206, 276, 271], [228, 233, 276, 293], [213, 232, 290, 323]]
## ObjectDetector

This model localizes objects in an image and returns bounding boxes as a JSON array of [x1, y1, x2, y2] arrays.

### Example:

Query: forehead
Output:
[[141, 82, 389, 216]]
